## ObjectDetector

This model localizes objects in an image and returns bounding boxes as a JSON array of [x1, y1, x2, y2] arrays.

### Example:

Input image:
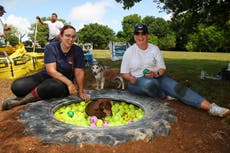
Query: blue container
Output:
[[84, 52, 93, 63]]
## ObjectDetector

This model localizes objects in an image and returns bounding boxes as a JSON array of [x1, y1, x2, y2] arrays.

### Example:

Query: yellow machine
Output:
[[0, 44, 44, 79]]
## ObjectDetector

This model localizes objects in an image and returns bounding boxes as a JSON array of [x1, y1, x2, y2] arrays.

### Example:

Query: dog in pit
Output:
[[91, 62, 125, 90], [85, 98, 112, 119]]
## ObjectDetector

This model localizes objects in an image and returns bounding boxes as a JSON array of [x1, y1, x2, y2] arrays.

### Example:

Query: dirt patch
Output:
[[0, 79, 230, 153]]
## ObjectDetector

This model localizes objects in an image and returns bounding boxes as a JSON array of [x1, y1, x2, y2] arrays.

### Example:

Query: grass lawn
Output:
[[91, 50, 230, 106]]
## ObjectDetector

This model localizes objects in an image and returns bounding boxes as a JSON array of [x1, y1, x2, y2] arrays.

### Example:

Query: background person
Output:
[[36, 13, 64, 42], [2, 25, 90, 110], [120, 24, 230, 117], [0, 5, 10, 46]]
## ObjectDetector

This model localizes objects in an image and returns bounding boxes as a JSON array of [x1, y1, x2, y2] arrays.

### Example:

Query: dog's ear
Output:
[[98, 61, 103, 66]]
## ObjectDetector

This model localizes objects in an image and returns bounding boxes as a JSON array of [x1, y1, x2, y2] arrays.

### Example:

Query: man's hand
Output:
[[4, 27, 11, 31]]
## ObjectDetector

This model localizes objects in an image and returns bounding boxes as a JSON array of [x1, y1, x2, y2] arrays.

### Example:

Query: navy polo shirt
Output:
[[40, 42, 85, 80]]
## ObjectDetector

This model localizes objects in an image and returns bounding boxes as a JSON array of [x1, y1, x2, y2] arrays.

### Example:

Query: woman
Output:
[[120, 24, 230, 117], [2, 25, 90, 110]]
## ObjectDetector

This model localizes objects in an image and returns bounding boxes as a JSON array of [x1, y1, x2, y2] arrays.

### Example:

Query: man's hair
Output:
[[52, 13, 58, 18]]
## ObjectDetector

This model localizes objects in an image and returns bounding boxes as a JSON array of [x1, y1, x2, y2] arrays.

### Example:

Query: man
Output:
[[0, 5, 10, 46], [36, 13, 64, 42], [120, 24, 230, 117]]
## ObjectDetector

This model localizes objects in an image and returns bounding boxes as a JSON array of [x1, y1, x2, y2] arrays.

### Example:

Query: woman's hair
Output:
[[60, 25, 76, 36]]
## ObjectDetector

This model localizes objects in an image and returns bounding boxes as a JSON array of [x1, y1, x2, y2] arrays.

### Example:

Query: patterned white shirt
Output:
[[44, 20, 64, 40], [0, 18, 4, 35], [120, 43, 166, 77]]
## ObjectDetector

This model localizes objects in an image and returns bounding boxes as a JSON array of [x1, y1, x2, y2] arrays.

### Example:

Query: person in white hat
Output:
[[120, 24, 230, 117]]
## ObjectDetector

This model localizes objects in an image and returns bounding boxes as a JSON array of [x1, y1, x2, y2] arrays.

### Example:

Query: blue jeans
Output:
[[128, 76, 204, 108]]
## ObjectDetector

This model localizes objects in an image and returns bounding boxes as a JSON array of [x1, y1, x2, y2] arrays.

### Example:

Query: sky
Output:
[[1, 0, 171, 40]]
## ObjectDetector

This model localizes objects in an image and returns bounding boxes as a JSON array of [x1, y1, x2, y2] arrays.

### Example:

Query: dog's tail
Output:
[[114, 76, 125, 90]]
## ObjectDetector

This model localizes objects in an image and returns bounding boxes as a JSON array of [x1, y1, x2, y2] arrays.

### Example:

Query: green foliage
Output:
[[116, 31, 127, 42], [223, 20, 230, 51], [186, 24, 224, 52], [142, 16, 176, 49], [23, 40, 33, 47], [115, 0, 141, 9], [28, 18, 49, 46], [3, 1, 229, 52], [115, 0, 230, 52], [158, 33, 176, 50], [170, 13, 196, 50], [119, 14, 142, 44], [152, 0, 230, 26], [4, 25, 20, 46], [148, 35, 158, 45], [7, 35, 19, 47], [147, 17, 171, 38], [78, 23, 116, 49]]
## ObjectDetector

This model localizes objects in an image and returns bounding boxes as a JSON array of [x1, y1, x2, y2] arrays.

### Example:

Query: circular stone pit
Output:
[[19, 90, 176, 146]]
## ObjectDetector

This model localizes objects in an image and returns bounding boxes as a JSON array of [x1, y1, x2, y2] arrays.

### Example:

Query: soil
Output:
[[0, 79, 230, 153]]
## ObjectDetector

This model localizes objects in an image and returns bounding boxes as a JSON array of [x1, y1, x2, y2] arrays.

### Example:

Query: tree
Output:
[[7, 35, 19, 47], [4, 25, 19, 46], [170, 13, 195, 50], [223, 20, 230, 51], [78, 23, 116, 49], [158, 34, 176, 50], [118, 14, 142, 44], [115, 0, 230, 26], [153, 0, 230, 26], [115, 0, 141, 9], [23, 40, 33, 47], [185, 24, 224, 52], [115, 0, 230, 52], [142, 16, 176, 49], [143, 16, 171, 38]]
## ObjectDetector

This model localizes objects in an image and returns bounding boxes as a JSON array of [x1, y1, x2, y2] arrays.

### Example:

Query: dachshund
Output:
[[85, 98, 112, 119]]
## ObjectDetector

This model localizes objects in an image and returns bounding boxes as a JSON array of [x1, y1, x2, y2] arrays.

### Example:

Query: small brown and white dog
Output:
[[91, 62, 125, 90]]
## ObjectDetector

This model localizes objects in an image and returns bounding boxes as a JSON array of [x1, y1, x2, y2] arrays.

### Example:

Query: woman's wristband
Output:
[[157, 71, 160, 76], [154, 71, 160, 78]]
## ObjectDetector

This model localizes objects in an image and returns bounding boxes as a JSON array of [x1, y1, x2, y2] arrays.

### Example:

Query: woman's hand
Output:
[[129, 75, 137, 84], [79, 93, 91, 101], [68, 83, 77, 95], [145, 71, 159, 78]]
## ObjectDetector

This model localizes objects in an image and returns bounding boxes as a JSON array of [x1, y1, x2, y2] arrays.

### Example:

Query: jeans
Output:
[[128, 76, 204, 108]]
